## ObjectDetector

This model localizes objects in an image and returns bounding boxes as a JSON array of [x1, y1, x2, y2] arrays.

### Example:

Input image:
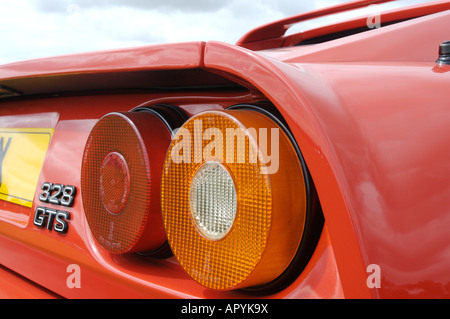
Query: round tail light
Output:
[[161, 109, 309, 290], [81, 111, 171, 255]]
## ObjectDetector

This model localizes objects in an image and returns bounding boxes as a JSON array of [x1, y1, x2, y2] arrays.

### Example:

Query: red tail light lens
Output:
[[81, 112, 171, 255]]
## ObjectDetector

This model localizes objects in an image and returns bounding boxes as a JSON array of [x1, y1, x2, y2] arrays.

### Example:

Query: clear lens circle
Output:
[[189, 161, 237, 241]]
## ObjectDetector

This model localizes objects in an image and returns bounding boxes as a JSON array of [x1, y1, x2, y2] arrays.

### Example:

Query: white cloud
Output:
[[0, 0, 318, 64], [0, 0, 435, 65]]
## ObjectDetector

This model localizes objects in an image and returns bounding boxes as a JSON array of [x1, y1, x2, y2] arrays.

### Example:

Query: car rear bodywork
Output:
[[0, 0, 449, 299]]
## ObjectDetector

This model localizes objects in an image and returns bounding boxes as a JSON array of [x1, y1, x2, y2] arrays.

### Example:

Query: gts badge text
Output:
[[34, 182, 77, 234]]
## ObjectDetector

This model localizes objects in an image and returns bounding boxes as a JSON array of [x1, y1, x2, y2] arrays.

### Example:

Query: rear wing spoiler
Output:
[[236, 0, 394, 46]]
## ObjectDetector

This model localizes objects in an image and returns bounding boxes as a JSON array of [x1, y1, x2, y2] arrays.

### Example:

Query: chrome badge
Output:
[[34, 182, 77, 234]]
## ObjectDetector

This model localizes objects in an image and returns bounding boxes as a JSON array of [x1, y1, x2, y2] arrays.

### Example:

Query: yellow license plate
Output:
[[0, 128, 53, 207]]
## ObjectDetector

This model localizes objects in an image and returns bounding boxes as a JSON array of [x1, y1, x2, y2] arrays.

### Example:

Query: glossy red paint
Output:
[[0, 265, 59, 299], [204, 9, 450, 297], [0, 1, 449, 299], [237, 0, 395, 48], [238, 0, 450, 50], [0, 42, 204, 79]]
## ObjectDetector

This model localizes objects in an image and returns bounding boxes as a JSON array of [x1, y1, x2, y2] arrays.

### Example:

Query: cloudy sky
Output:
[[0, 0, 435, 65]]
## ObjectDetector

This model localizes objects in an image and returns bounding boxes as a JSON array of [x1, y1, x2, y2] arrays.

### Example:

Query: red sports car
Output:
[[0, 0, 449, 300]]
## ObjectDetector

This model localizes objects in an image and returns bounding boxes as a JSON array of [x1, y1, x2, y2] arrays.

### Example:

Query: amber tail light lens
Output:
[[81, 112, 172, 255], [161, 109, 309, 290]]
